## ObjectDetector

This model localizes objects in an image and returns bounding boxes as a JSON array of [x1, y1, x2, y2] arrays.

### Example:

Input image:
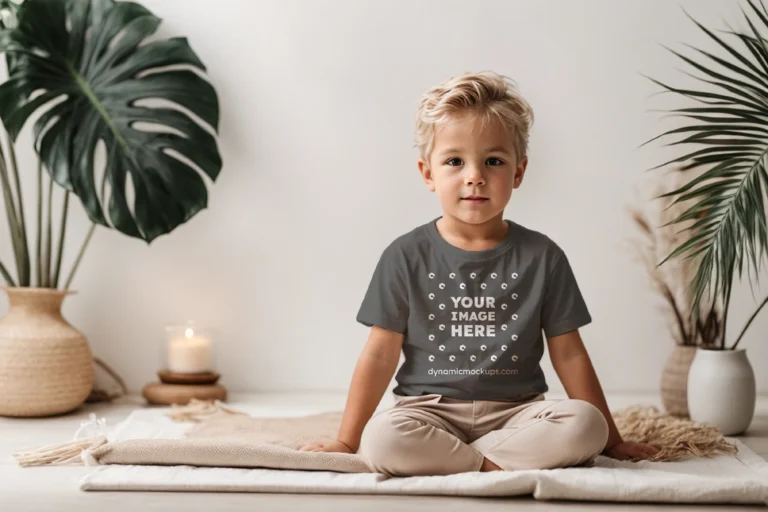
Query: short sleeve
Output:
[[541, 248, 592, 338], [356, 243, 410, 334]]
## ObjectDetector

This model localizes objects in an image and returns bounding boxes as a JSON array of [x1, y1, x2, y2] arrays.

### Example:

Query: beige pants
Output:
[[358, 392, 609, 477]]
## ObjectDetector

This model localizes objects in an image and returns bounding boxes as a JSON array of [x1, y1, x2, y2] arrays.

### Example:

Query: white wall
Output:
[[1, 0, 766, 394]]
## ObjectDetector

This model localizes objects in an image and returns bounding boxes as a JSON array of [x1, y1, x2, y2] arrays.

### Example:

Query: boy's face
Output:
[[418, 112, 527, 228]]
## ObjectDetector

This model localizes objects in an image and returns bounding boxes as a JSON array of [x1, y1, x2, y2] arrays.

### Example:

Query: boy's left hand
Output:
[[603, 441, 661, 461]]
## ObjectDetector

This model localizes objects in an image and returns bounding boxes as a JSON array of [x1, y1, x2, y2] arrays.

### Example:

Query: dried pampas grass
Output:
[[626, 166, 724, 347]]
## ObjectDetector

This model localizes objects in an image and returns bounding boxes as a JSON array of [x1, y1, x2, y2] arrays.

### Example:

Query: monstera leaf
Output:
[[0, 0, 222, 243]]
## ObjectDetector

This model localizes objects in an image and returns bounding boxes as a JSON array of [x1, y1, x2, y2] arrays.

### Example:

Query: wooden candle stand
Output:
[[142, 370, 227, 405]]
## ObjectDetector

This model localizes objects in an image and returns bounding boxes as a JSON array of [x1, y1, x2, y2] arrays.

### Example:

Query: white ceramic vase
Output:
[[687, 347, 756, 435]]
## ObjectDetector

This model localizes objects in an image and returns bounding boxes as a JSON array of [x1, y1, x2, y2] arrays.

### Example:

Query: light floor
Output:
[[1, 391, 767, 511]]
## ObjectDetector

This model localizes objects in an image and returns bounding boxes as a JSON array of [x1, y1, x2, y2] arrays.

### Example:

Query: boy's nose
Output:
[[464, 170, 485, 186]]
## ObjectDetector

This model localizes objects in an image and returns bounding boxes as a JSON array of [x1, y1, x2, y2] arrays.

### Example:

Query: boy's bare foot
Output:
[[480, 457, 502, 471]]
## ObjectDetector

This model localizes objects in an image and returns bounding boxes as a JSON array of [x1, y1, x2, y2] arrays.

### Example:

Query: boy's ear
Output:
[[417, 159, 436, 192], [513, 156, 528, 189]]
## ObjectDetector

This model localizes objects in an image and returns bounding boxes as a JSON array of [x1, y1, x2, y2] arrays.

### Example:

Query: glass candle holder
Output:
[[163, 324, 216, 374]]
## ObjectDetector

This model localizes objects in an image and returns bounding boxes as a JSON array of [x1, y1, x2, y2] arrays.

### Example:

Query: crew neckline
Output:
[[425, 216, 517, 261]]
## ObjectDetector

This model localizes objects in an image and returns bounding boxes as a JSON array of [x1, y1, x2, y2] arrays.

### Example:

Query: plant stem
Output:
[[52, 191, 69, 288], [42, 174, 53, 287], [0, 145, 24, 285], [731, 295, 768, 350], [0, 259, 15, 286], [721, 277, 733, 350], [35, 160, 42, 287], [64, 223, 96, 291], [663, 285, 690, 344], [5, 132, 29, 286]]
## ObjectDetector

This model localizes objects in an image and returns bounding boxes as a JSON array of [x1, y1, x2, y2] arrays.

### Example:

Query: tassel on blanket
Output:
[[9, 399, 235, 467], [13, 436, 108, 467], [612, 404, 739, 462], [12, 412, 110, 467], [10, 400, 239, 467], [167, 398, 244, 423]]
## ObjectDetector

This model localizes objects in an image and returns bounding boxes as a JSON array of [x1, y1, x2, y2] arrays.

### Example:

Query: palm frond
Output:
[[0, 258, 15, 286], [644, 0, 768, 326]]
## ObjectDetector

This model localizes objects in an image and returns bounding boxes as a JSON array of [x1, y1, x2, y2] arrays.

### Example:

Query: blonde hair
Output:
[[415, 70, 534, 165]]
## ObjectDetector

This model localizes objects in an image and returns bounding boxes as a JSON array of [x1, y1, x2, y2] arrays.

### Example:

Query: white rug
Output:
[[80, 406, 768, 505]]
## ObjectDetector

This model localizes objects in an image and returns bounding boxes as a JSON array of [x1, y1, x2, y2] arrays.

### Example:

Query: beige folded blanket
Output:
[[14, 400, 738, 472], [92, 409, 372, 472]]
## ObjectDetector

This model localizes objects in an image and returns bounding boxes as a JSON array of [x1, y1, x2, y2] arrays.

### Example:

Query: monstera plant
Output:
[[0, 0, 222, 289], [0, 0, 222, 418]]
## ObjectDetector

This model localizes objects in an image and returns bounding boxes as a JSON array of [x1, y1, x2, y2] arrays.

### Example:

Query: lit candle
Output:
[[167, 327, 212, 373]]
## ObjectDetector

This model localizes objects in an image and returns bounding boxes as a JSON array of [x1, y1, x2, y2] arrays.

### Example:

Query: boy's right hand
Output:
[[297, 440, 355, 454], [296, 327, 403, 457]]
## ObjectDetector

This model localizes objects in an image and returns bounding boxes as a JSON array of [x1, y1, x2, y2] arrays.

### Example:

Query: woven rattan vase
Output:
[[0, 287, 93, 417], [660, 344, 697, 418]]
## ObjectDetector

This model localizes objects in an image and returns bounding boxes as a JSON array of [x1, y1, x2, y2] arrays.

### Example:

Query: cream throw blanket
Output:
[[13, 401, 768, 504], [80, 400, 740, 470], [14, 400, 743, 470]]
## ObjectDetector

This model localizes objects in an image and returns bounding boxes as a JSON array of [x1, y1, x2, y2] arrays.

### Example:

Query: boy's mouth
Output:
[[462, 195, 488, 203]]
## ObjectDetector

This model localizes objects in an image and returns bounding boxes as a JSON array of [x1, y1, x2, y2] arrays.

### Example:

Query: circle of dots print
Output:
[[425, 267, 522, 365]]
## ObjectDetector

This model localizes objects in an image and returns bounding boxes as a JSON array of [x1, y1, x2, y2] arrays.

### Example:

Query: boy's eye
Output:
[[444, 157, 504, 166]]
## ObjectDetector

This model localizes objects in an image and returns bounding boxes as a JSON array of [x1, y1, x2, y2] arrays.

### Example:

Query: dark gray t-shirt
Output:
[[356, 216, 592, 401]]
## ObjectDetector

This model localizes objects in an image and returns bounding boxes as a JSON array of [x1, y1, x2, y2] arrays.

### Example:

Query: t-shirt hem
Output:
[[392, 387, 549, 402], [543, 314, 592, 338], [356, 314, 407, 334]]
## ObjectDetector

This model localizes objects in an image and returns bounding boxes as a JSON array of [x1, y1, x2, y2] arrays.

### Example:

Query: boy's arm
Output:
[[337, 325, 404, 452], [546, 329, 623, 452]]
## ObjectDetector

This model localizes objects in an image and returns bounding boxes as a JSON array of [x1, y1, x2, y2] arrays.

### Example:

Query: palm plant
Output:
[[642, 0, 768, 350], [0, 0, 221, 290]]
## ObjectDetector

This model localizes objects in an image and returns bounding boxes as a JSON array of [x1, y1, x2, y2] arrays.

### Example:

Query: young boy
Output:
[[299, 71, 660, 476]]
